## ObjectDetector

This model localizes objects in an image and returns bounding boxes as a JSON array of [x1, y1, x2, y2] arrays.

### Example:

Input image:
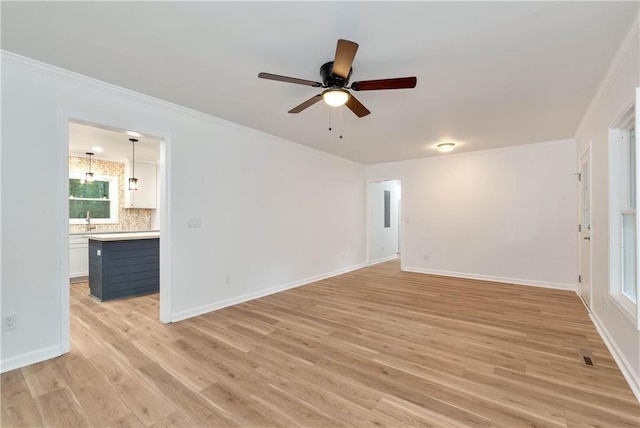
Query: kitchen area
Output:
[[69, 122, 161, 301]]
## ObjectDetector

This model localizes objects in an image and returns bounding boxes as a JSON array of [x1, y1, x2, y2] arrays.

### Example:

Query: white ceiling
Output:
[[69, 122, 161, 163], [2, 2, 637, 165]]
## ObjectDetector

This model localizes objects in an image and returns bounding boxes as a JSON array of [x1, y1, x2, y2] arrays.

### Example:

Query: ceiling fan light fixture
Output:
[[322, 89, 350, 107], [437, 143, 455, 153]]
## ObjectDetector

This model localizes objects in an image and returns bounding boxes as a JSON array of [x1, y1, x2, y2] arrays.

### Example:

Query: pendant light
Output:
[[85, 152, 95, 183], [128, 138, 139, 191]]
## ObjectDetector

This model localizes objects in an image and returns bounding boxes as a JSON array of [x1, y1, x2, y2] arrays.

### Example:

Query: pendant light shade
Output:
[[128, 138, 139, 191], [128, 177, 138, 191], [85, 152, 95, 183]]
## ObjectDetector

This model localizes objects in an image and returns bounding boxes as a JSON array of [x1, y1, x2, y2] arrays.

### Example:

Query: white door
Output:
[[579, 149, 591, 308]]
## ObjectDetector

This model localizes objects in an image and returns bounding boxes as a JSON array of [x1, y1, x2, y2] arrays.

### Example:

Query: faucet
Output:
[[86, 211, 96, 231]]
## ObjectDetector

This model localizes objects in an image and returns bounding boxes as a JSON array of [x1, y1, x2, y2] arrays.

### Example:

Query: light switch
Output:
[[187, 218, 202, 228], [97, 249, 101, 256]]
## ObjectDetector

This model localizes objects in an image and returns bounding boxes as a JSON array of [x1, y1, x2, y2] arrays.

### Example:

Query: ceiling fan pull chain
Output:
[[328, 107, 332, 131], [339, 105, 343, 139]]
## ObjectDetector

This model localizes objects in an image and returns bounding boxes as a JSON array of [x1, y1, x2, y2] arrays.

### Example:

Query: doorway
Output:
[[578, 147, 591, 308], [60, 115, 171, 354], [367, 179, 402, 265]]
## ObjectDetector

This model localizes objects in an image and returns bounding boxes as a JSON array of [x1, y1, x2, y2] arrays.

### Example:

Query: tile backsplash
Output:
[[69, 156, 153, 232]]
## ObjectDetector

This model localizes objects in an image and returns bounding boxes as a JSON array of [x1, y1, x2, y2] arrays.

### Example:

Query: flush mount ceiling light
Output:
[[91, 146, 103, 153], [128, 138, 139, 191], [437, 143, 455, 153], [126, 130, 142, 137], [84, 152, 95, 183], [322, 89, 350, 107]]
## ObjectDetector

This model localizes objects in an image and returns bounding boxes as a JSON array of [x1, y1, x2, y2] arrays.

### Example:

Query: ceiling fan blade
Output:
[[351, 76, 417, 91], [332, 39, 359, 79], [345, 94, 370, 118], [258, 72, 322, 87], [288, 94, 323, 113]]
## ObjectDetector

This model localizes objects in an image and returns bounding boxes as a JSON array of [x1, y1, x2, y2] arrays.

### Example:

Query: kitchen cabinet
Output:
[[69, 235, 88, 278], [124, 160, 157, 209]]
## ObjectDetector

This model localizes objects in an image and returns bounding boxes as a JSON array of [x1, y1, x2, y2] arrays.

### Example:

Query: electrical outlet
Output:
[[424, 255, 429, 262], [225, 274, 231, 285], [603, 297, 608, 311], [3, 314, 16, 331]]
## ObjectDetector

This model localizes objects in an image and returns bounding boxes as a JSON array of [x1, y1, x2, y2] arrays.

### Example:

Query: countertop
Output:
[[84, 232, 160, 241], [70, 229, 159, 236]]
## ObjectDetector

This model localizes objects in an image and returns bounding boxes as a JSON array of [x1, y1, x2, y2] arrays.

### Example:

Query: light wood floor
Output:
[[2, 260, 640, 427]]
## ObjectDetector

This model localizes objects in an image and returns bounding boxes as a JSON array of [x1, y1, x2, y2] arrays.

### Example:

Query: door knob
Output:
[[584, 236, 591, 240]]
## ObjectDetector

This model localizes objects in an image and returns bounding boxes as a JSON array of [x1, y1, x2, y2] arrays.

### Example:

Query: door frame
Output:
[[578, 143, 592, 310], [58, 111, 172, 354], [366, 177, 404, 267]]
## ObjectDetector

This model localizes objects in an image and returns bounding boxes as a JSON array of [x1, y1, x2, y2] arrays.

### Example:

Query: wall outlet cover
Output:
[[3, 314, 16, 330]]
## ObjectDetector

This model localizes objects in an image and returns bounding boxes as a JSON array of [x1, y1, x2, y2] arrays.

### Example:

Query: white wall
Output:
[[366, 140, 577, 289], [0, 53, 366, 371], [368, 180, 400, 264], [574, 18, 640, 399]]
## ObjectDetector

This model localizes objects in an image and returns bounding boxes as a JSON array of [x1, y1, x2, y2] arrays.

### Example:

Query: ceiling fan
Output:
[[258, 39, 417, 118]]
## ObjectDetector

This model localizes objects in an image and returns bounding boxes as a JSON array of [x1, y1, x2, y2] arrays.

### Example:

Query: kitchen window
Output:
[[69, 173, 118, 224]]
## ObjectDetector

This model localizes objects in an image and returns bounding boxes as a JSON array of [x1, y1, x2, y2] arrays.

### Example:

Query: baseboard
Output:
[[589, 311, 640, 402], [70, 275, 88, 284], [402, 266, 575, 291], [170, 263, 367, 322], [369, 254, 399, 266], [1, 345, 63, 373]]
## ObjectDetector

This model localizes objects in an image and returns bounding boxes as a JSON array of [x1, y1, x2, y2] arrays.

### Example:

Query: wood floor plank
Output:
[[1, 372, 44, 428], [2, 260, 639, 427], [136, 362, 240, 427], [200, 381, 294, 427], [1, 371, 31, 399], [250, 383, 344, 427], [372, 394, 465, 428], [132, 337, 218, 392], [1, 391, 45, 428], [89, 352, 177, 426], [146, 411, 195, 428], [21, 361, 69, 398], [33, 387, 92, 427]]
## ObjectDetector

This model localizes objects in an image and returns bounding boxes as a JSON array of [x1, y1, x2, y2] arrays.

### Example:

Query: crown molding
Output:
[[0, 50, 363, 168], [575, 15, 640, 138]]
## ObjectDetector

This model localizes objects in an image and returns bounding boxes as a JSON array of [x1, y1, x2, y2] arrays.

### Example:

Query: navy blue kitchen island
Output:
[[85, 232, 159, 301]]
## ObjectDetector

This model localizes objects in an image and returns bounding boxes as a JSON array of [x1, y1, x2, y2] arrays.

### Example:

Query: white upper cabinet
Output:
[[124, 160, 157, 209]]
